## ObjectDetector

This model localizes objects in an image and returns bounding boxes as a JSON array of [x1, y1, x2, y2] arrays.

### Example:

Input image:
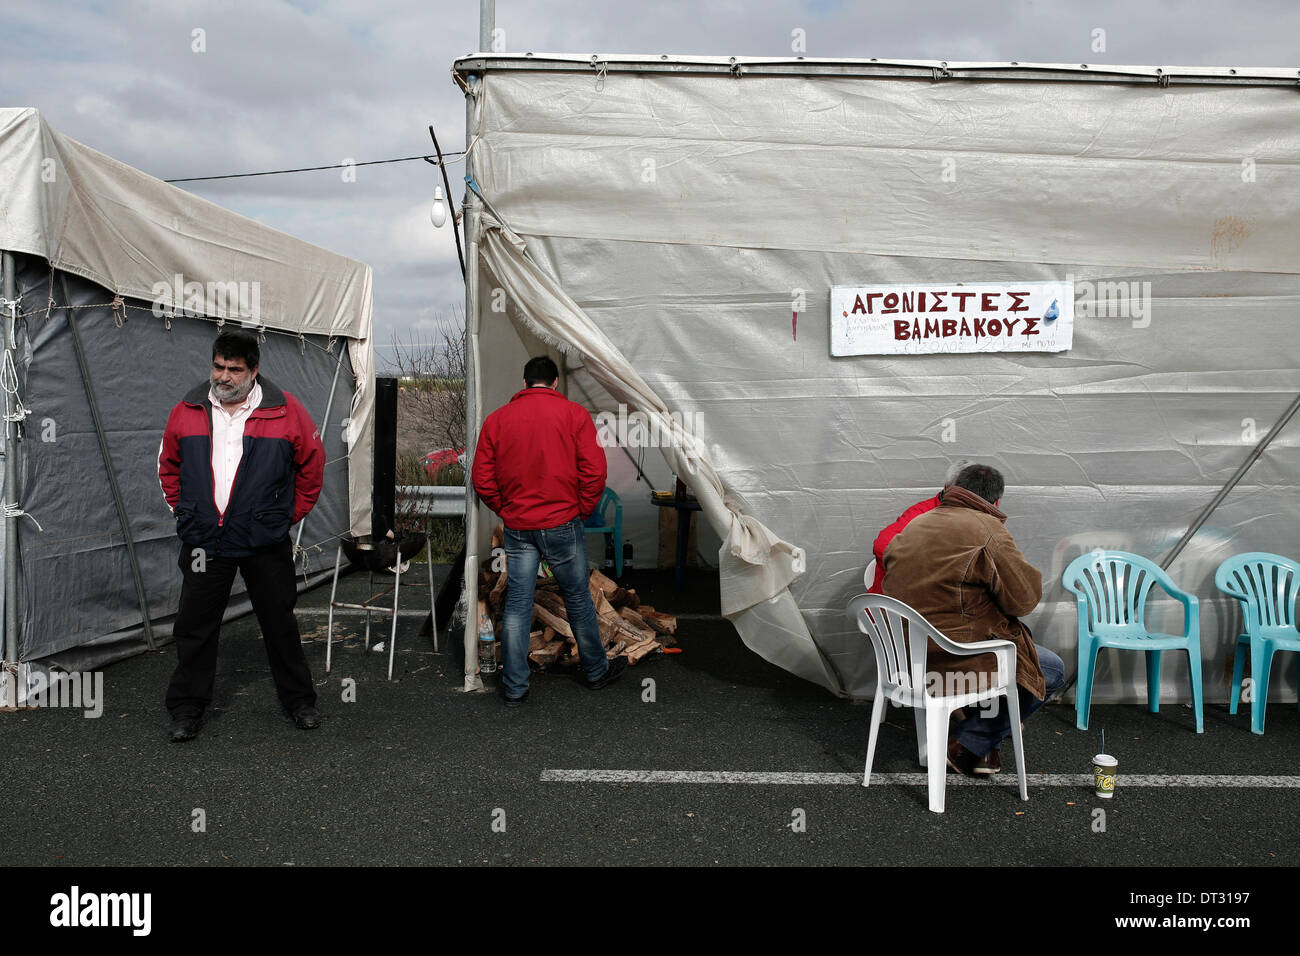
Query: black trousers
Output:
[[165, 537, 317, 719]]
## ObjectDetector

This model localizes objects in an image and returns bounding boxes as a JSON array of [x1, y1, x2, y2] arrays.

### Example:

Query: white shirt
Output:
[[209, 381, 262, 514]]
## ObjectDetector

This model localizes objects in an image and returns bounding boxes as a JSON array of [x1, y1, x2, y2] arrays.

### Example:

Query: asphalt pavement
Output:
[[2, 565, 1297, 867]]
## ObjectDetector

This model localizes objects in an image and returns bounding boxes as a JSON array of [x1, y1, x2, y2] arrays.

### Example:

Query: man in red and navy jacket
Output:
[[472, 356, 624, 705], [158, 330, 325, 742]]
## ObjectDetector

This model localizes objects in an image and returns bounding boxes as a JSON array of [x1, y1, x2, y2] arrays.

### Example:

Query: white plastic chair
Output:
[[863, 558, 877, 591], [846, 593, 1028, 813]]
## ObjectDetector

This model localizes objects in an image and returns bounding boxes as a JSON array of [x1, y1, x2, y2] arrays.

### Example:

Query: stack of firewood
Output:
[[478, 526, 678, 670]]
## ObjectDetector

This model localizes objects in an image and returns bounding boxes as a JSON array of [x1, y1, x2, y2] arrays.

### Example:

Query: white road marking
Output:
[[541, 769, 1300, 788]]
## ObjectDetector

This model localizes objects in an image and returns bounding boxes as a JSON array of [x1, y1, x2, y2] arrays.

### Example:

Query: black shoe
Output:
[[583, 655, 627, 690], [169, 714, 202, 743], [503, 690, 529, 707], [946, 737, 979, 776], [973, 748, 1002, 775], [285, 705, 321, 730]]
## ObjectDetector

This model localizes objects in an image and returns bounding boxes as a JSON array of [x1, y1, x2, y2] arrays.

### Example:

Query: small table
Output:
[[650, 491, 702, 592]]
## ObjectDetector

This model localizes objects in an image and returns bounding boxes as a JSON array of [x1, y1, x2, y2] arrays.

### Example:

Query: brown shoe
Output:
[[973, 748, 1002, 775], [946, 737, 979, 776]]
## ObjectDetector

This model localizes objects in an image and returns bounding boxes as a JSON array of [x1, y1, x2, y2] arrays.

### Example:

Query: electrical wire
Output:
[[165, 151, 466, 184]]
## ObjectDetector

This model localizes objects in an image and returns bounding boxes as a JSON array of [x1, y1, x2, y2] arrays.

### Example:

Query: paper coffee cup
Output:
[[1093, 753, 1118, 798]]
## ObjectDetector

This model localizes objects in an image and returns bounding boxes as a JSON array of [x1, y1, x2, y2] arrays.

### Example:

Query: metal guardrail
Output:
[[397, 484, 468, 518]]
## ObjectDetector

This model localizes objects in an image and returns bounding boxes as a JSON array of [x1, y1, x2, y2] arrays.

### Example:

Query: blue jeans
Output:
[[955, 644, 1066, 758], [501, 516, 609, 698]]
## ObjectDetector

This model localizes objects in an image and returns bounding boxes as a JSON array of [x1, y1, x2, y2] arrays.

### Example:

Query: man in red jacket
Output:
[[867, 460, 969, 593], [472, 356, 625, 705]]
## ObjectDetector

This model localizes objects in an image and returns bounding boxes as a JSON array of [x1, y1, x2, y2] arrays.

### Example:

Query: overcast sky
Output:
[[2, 0, 1297, 366]]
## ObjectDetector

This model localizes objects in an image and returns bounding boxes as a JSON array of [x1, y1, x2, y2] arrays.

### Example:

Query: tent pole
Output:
[[59, 275, 156, 650], [479, 0, 494, 52], [1160, 391, 1300, 570], [2, 252, 18, 693], [460, 67, 492, 688], [294, 345, 346, 554], [460, 72, 484, 687]]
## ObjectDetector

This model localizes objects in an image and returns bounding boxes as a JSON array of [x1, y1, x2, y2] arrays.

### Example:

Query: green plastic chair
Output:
[[1062, 550, 1203, 733], [583, 487, 623, 577], [1215, 552, 1300, 735]]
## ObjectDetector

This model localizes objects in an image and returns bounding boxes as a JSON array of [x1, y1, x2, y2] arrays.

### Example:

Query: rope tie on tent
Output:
[[163, 312, 172, 331], [1, 351, 30, 424], [256, 324, 267, 344], [293, 540, 321, 579], [298, 332, 306, 355], [110, 294, 125, 327], [590, 56, 607, 91], [2, 503, 43, 532]]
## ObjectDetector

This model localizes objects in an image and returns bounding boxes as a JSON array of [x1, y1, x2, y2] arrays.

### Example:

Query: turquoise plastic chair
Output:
[[1215, 553, 1300, 735], [583, 488, 623, 577], [1062, 550, 1203, 733]]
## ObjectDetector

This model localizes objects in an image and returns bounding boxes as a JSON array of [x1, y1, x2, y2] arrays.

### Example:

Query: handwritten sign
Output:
[[830, 281, 1074, 356]]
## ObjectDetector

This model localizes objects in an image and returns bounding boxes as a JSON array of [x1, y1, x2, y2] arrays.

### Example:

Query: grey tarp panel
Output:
[[12, 254, 354, 668], [462, 59, 1300, 703], [0, 107, 375, 542]]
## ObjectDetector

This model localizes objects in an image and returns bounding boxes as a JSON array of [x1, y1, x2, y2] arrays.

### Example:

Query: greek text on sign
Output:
[[830, 281, 1074, 355]]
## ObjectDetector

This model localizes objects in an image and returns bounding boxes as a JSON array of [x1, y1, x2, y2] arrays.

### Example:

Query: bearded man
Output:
[[157, 330, 325, 742]]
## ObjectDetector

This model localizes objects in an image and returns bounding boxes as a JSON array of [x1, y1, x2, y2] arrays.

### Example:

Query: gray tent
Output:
[[452, 55, 1299, 704], [0, 108, 376, 704]]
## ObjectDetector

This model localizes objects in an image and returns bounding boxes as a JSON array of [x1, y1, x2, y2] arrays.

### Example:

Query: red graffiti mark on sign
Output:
[[793, 311, 798, 341]]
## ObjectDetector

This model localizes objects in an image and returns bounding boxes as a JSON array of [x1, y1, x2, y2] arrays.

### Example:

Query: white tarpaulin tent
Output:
[[452, 56, 1300, 703], [0, 107, 375, 697]]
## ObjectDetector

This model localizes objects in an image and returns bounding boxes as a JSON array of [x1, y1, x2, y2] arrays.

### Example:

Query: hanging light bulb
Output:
[[430, 185, 448, 228]]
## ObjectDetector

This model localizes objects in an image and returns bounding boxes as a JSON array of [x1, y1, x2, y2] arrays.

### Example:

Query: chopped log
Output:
[[541, 626, 556, 644], [594, 591, 647, 644], [637, 606, 678, 636], [491, 524, 504, 550], [490, 563, 509, 601], [618, 607, 650, 631], [606, 587, 640, 609], [532, 603, 573, 638], [529, 645, 559, 667], [638, 615, 677, 648], [592, 591, 617, 641], [623, 637, 662, 664], [588, 568, 620, 595], [528, 629, 547, 652]]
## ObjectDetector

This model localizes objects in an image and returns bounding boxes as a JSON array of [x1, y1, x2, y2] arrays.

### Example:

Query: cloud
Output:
[[3, 0, 1296, 346]]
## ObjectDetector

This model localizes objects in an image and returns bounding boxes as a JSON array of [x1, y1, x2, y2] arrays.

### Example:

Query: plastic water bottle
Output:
[[477, 605, 497, 674]]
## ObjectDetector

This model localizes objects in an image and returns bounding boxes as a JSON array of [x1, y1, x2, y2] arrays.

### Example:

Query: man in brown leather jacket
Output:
[[883, 463, 1065, 775]]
